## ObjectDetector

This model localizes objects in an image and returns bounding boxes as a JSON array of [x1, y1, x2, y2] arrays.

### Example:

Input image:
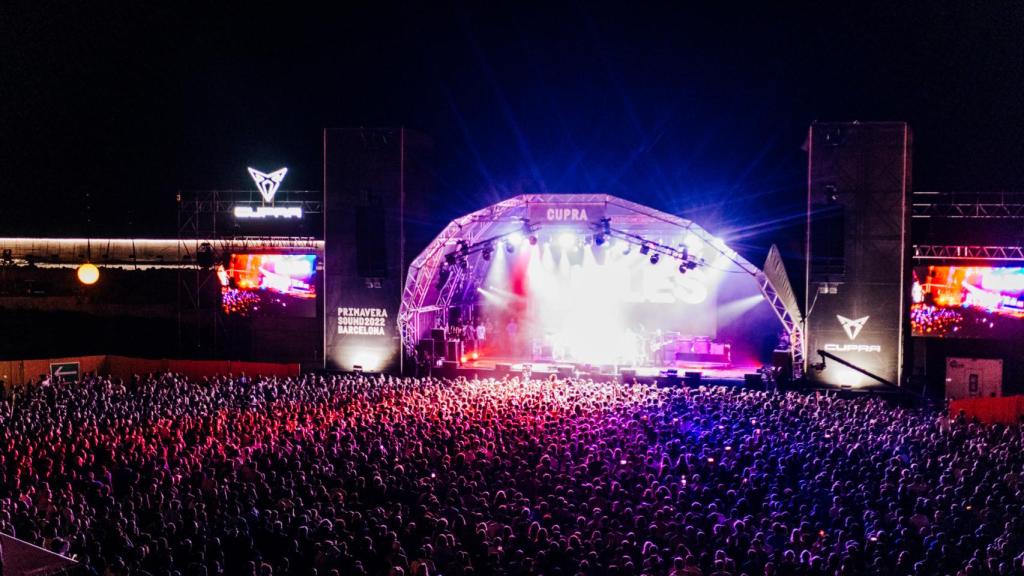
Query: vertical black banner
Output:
[[323, 128, 432, 372], [805, 122, 912, 386]]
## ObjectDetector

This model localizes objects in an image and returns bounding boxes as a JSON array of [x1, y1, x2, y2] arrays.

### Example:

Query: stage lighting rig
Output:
[[592, 218, 707, 272], [442, 219, 538, 268]]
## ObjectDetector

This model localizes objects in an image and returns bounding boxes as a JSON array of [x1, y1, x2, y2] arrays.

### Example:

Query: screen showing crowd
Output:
[[911, 265, 1024, 338], [218, 254, 317, 317]]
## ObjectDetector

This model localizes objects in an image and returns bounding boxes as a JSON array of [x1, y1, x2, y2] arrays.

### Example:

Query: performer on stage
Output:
[[476, 320, 487, 350]]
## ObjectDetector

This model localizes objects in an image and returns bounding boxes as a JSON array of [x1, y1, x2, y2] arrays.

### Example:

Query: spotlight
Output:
[[640, 244, 650, 256], [559, 233, 576, 249], [505, 242, 515, 254], [649, 253, 660, 265], [77, 263, 100, 285], [528, 235, 538, 246], [686, 260, 698, 270], [595, 234, 606, 246], [458, 258, 469, 269], [482, 244, 493, 261], [507, 232, 524, 246], [679, 263, 688, 274], [620, 240, 632, 255]]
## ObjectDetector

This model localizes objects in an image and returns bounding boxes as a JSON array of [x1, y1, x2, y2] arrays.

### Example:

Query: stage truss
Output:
[[399, 194, 803, 374], [913, 244, 1024, 261]]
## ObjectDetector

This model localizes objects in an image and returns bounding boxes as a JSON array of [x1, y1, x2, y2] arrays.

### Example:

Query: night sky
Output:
[[3, 2, 1024, 261]]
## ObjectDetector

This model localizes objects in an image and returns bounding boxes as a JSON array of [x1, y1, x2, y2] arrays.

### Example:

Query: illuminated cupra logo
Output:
[[247, 167, 288, 203], [836, 315, 869, 340], [236, 167, 300, 219]]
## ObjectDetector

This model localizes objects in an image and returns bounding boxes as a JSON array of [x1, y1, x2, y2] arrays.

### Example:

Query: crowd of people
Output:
[[0, 372, 1021, 575]]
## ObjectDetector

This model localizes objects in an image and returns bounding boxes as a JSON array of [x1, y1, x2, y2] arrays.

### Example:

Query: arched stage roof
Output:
[[399, 194, 803, 372]]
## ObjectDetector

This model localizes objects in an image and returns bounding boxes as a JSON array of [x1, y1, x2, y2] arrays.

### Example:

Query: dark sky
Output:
[[3, 2, 1024, 260]]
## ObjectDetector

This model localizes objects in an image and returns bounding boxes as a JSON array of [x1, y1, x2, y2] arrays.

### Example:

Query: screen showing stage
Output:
[[911, 265, 1024, 338], [219, 254, 317, 317]]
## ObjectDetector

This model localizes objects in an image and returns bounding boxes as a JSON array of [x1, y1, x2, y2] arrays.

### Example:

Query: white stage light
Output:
[[559, 232, 576, 249], [507, 232, 524, 247], [712, 237, 738, 259], [77, 263, 100, 285], [684, 233, 703, 253]]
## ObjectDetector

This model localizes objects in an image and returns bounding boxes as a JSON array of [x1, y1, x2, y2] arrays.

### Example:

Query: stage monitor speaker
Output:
[[556, 365, 575, 378], [494, 363, 513, 375], [771, 350, 792, 376], [433, 339, 446, 358], [657, 370, 682, 387], [744, 373, 764, 388], [417, 338, 433, 354], [684, 371, 702, 384], [620, 369, 637, 383], [805, 122, 911, 387], [445, 340, 463, 362], [431, 328, 446, 342], [440, 361, 459, 377]]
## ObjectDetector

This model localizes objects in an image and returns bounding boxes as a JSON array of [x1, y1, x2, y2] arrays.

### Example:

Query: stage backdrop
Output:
[[323, 128, 433, 372], [805, 122, 912, 387]]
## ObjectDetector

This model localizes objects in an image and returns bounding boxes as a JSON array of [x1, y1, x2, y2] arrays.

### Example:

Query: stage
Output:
[[445, 354, 764, 384], [397, 194, 802, 382]]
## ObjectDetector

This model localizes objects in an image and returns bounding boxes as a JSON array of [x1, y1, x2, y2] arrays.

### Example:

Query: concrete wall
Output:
[[0, 354, 300, 388]]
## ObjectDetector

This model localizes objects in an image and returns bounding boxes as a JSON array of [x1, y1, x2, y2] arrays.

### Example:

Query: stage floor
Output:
[[457, 355, 762, 381]]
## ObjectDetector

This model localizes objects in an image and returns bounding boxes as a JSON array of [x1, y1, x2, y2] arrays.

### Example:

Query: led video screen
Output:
[[911, 265, 1024, 338], [219, 254, 317, 317]]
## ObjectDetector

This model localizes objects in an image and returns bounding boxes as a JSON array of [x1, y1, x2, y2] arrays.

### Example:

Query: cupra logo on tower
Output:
[[235, 167, 302, 219], [825, 315, 880, 353], [836, 315, 869, 340], [247, 167, 288, 203]]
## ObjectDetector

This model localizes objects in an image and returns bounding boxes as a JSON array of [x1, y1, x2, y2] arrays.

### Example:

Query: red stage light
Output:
[[460, 355, 467, 364], [471, 351, 479, 360]]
